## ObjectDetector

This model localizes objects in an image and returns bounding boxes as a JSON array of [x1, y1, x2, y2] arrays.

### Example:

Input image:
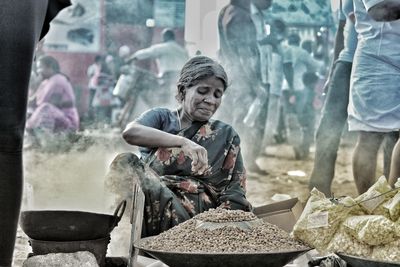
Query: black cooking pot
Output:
[[20, 200, 126, 241]]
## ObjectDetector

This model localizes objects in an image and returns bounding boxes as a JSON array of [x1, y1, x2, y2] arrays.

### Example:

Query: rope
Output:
[[329, 187, 400, 208]]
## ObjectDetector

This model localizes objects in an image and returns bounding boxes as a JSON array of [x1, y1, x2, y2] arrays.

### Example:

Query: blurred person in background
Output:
[[299, 71, 320, 158], [282, 33, 323, 160], [379, 0, 400, 188], [308, 0, 358, 196], [301, 40, 313, 55], [251, 0, 273, 88], [218, 0, 268, 175], [25, 55, 79, 147], [86, 54, 103, 122], [308, 0, 397, 195], [0, 1, 70, 265], [114, 45, 131, 80], [86, 54, 115, 127], [128, 28, 189, 108], [257, 19, 287, 148], [105, 56, 252, 237], [105, 54, 116, 80], [91, 59, 115, 127], [347, 0, 400, 193]]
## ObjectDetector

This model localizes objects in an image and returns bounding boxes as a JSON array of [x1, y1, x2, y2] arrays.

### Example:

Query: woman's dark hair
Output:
[[303, 71, 319, 87], [272, 19, 286, 33], [162, 28, 175, 42], [38, 55, 60, 73], [301, 40, 313, 54], [287, 33, 301, 46], [176, 56, 228, 103]]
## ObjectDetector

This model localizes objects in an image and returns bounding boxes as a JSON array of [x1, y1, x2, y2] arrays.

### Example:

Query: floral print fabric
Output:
[[135, 108, 252, 237]]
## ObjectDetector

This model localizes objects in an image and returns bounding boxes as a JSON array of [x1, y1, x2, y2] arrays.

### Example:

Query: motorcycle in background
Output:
[[113, 64, 175, 130]]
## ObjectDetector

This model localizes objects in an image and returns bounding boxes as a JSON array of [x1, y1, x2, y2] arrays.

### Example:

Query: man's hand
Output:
[[119, 65, 131, 75], [125, 55, 137, 64]]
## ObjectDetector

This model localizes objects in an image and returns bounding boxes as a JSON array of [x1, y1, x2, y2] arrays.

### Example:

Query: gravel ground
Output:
[[13, 131, 376, 265]]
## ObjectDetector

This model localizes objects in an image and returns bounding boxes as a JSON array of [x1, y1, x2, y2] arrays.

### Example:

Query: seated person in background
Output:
[[105, 56, 252, 237], [26, 55, 79, 146]]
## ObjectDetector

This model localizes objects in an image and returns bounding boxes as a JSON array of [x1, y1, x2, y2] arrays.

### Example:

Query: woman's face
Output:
[[182, 76, 225, 122], [36, 61, 54, 80]]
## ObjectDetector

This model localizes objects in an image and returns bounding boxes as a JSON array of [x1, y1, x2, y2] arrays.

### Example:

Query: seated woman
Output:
[[107, 56, 252, 237], [26, 55, 79, 146]]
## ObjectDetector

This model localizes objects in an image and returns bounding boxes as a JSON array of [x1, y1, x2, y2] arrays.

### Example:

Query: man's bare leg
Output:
[[389, 134, 400, 186], [352, 131, 384, 194]]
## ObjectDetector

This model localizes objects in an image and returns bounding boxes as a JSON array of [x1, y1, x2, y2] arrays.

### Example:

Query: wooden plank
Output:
[[128, 183, 145, 267]]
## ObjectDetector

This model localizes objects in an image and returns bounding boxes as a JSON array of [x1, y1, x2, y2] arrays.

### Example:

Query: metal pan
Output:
[[20, 200, 126, 241], [135, 236, 311, 267], [337, 253, 400, 267]]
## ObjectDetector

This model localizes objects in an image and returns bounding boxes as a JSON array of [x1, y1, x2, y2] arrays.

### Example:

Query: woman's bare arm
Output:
[[122, 122, 185, 148], [122, 122, 209, 174]]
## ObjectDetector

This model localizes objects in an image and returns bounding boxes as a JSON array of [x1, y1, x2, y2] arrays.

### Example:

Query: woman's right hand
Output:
[[180, 138, 209, 175]]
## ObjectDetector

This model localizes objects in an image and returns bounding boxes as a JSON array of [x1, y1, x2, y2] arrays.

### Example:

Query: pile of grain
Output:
[[141, 208, 308, 253], [194, 208, 258, 222]]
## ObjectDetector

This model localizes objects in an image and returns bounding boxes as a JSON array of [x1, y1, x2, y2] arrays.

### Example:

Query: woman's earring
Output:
[[181, 91, 185, 102]]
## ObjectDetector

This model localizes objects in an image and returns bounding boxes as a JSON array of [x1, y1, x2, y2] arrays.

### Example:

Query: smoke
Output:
[[22, 130, 132, 213], [20, 130, 138, 258]]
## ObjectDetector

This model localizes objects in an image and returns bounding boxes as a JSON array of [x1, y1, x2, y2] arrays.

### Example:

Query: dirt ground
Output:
[[13, 130, 385, 266]]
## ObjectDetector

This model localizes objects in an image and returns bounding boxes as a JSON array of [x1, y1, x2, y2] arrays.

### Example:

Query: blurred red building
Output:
[[41, 0, 185, 118]]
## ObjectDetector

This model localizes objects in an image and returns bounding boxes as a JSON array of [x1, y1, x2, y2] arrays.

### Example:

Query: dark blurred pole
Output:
[[0, 2, 70, 265]]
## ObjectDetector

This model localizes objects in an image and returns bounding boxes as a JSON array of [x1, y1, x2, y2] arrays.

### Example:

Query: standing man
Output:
[[86, 54, 103, 123], [251, 0, 273, 89], [308, 0, 358, 196], [349, 0, 400, 194], [251, 0, 287, 150], [113, 45, 131, 80], [309, 0, 398, 196], [257, 18, 287, 147], [0, 2, 71, 266], [218, 0, 268, 175], [282, 33, 322, 160], [128, 28, 189, 107]]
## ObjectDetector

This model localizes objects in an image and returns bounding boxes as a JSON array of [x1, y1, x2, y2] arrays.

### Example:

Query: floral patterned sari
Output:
[[139, 119, 252, 237]]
